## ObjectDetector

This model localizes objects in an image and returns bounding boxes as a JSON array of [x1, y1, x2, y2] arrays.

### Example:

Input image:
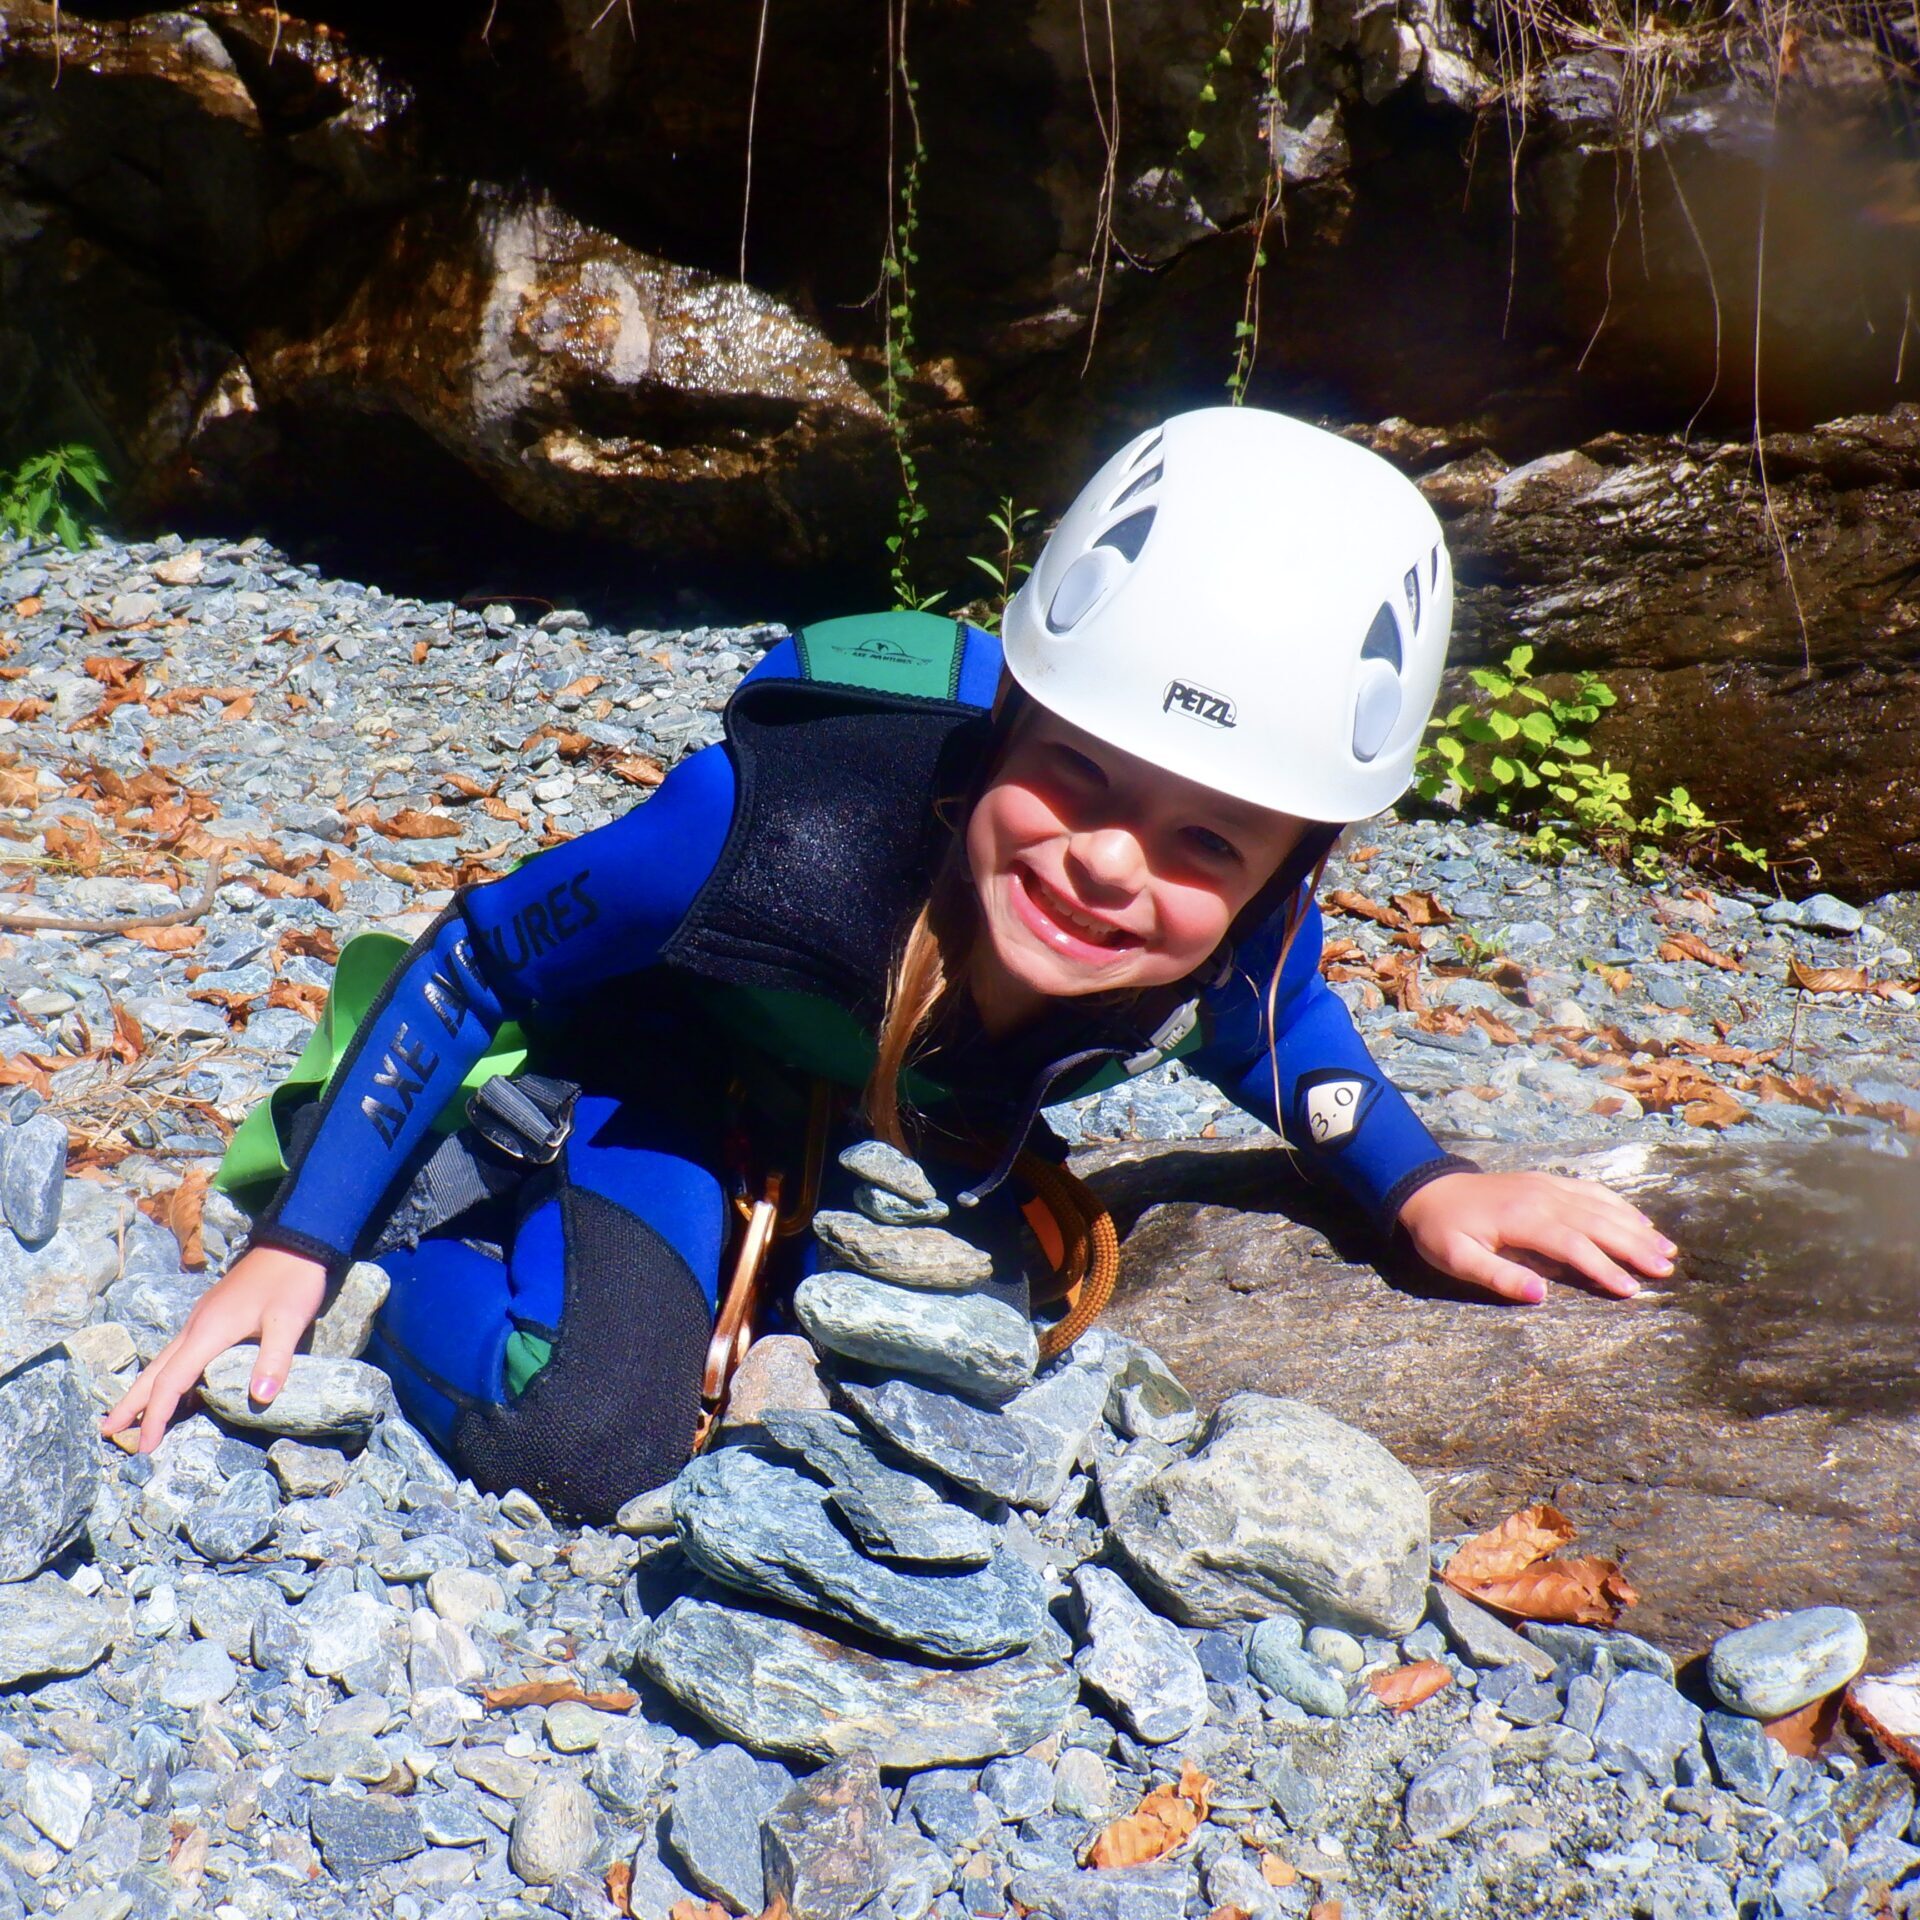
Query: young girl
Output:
[[104, 408, 1673, 1518]]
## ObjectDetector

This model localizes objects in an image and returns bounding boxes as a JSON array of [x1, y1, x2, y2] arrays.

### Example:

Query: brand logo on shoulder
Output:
[[1163, 679, 1237, 728], [852, 636, 931, 665]]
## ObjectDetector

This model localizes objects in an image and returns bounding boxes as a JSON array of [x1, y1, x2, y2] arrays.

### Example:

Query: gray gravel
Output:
[[0, 526, 1911, 1917]]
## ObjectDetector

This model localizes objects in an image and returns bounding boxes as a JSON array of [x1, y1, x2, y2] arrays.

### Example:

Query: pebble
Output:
[[198, 1347, 394, 1440], [762, 1753, 893, 1920], [509, 1777, 599, 1885], [1, 1112, 68, 1243], [158, 1638, 239, 1708], [838, 1376, 1034, 1503], [308, 1791, 425, 1877], [1593, 1669, 1706, 1784], [1072, 1565, 1210, 1744], [19, 1759, 92, 1850], [1051, 1748, 1115, 1822], [723, 1333, 833, 1426], [1708, 1606, 1869, 1719], [1405, 1741, 1495, 1843]]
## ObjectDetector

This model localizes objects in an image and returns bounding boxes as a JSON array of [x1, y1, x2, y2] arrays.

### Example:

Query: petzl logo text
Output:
[[1162, 680, 1237, 728]]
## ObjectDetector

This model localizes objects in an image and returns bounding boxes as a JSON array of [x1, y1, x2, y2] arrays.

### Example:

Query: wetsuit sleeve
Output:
[[247, 741, 737, 1272], [1185, 894, 1475, 1235]]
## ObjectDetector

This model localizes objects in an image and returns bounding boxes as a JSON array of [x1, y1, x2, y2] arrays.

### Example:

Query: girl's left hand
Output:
[[1395, 1170, 1675, 1304]]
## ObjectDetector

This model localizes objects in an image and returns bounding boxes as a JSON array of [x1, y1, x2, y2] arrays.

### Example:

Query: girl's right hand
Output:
[[101, 1245, 330, 1455]]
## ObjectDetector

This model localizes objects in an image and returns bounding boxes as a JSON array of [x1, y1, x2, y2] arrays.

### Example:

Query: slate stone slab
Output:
[[642, 1594, 1078, 1766], [837, 1377, 1034, 1504], [183, 1467, 281, 1563], [669, 1743, 797, 1913], [0, 1113, 66, 1245], [1405, 1741, 1495, 1843], [1072, 1566, 1209, 1745], [672, 1444, 1045, 1660], [795, 1271, 1038, 1401], [0, 1573, 116, 1685], [0, 1349, 98, 1582], [308, 1791, 425, 1877], [199, 1348, 393, 1441], [1006, 1863, 1195, 1920], [1001, 1331, 1130, 1511], [746, 1409, 997, 1566], [811, 1211, 991, 1290], [762, 1751, 893, 1920], [1594, 1669, 1706, 1785]]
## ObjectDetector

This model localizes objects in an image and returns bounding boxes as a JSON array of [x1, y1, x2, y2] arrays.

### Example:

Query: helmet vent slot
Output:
[[1126, 432, 1164, 470], [1095, 507, 1155, 562], [1360, 601, 1403, 674], [1430, 545, 1440, 586], [1403, 566, 1422, 633], [1108, 463, 1163, 511]]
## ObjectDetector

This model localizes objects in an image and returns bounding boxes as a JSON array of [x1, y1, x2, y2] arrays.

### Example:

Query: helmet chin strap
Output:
[[1227, 819, 1343, 952]]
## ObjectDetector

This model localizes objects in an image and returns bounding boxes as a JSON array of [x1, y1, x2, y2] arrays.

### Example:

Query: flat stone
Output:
[[810, 1211, 993, 1290], [1593, 1669, 1705, 1785], [795, 1271, 1038, 1402], [1523, 1622, 1675, 1685], [1427, 1583, 1557, 1680], [1797, 892, 1864, 935], [0, 1574, 115, 1685], [1002, 1331, 1130, 1510], [1708, 1607, 1869, 1719], [1072, 1565, 1209, 1745], [837, 1377, 1033, 1503], [158, 1638, 238, 1709], [980, 1754, 1053, 1823], [1245, 1628, 1348, 1720], [1405, 1741, 1495, 1843], [308, 1261, 389, 1359], [183, 1466, 280, 1562], [762, 1751, 893, 1920], [642, 1594, 1078, 1766], [58, 1321, 136, 1377], [19, 1759, 92, 1850], [745, 1409, 997, 1565], [426, 1567, 505, 1627], [289, 1735, 397, 1785], [0, 1349, 98, 1581], [722, 1334, 832, 1428], [1052, 1748, 1113, 1821], [589, 1726, 667, 1814], [839, 1139, 939, 1207], [199, 1347, 393, 1441], [544, 1700, 622, 1752], [855, 1184, 950, 1228], [1093, 1135, 1920, 1657], [309, 1791, 425, 1877], [1110, 1392, 1430, 1635], [0, 1113, 67, 1244], [509, 1777, 598, 1886], [668, 1743, 796, 1913], [1006, 1864, 1194, 1920], [672, 1444, 1045, 1659]]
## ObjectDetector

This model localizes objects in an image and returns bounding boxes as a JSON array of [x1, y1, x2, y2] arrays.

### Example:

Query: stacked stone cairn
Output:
[[0, 1137, 1910, 1917]]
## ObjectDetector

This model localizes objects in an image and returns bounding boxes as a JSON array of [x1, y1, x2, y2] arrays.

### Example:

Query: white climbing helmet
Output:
[[1001, 406, 1453, 823]]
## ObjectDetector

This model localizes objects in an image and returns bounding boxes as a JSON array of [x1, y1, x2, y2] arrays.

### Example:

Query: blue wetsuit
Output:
[[245, 615, 1465, 1518]]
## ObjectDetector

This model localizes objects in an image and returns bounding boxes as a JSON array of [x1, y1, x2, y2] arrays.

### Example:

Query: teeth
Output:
[[1034, 876, 1124, 946]]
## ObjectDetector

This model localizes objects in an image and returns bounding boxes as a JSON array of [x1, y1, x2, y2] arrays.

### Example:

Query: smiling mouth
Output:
[[1016, 867, 1141, 952]]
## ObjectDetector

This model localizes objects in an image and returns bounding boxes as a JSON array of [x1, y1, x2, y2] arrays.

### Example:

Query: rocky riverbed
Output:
[[0, 529, 1914, 1918]]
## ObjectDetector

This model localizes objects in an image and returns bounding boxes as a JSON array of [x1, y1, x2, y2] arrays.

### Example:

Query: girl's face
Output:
[[964, 704, 1307, 1032]]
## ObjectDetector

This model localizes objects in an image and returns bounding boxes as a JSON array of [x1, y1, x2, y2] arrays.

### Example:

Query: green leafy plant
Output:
[[881, 5, 934, 612], [1416, 642, 1768, 879], [1, 444, 109, 551], [964, 496, 1033, 634]]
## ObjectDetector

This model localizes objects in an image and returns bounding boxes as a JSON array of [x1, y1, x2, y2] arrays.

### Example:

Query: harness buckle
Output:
[[465, 1074, 577, 1166]]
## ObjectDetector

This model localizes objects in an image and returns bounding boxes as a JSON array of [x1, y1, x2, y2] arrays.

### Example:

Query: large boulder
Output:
[[1109, 1392, 1431, 1636]]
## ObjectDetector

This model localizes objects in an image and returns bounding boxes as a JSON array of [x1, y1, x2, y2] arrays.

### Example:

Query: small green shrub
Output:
[[963, 496, 1033, 635], [1, 444, 110, 551], [1415, 643, 1767, 880]]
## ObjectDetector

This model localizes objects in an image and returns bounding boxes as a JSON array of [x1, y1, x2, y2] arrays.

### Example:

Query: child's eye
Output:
[[1185, 826, 1240, 862], [1052, 745, 1106, 783]]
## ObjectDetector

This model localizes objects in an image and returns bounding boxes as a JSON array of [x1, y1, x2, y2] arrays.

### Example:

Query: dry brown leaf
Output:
[[267, 981, 327, 1021], [1325, 888, 1406, 928], [83, 655, 146, 690], [1260, 1855, 1298, 1889], [1672, 1038, 1780, 1069], [1681, 1087, 1751, 1130], [0, 767, 35, 807], [1787, 957, 1871, 994], [278, 927, 340, 964], [668, 1902, 729, 1920], [1605, 1060, 1728, 1114], [1208, 1906, 1252, 1920], [14, 596, 41, 618], [1764, 1690, 1842, 1758], [108, 1002, 145, 1065], [480, 1679, 638, 1712], [0, 698, 50, 722], [1391, 889, 1454, 926], [412, 639, 430, 666], [1461, 1556, 1641, 1627], [44, 817, 105, 875], [1089, 1764, 1213, 1869], [438, 772, 495, 801], [1368, 1660, 1454, 1712], [610, 754, 666, 787], [0, 1056, 53, 1099], [1468, 1006, 1523, 1046], [1657, 930, 1743, 972], [123, 924, 204, 953], [603, 1860, 634, 1917], [1590, 1095, 1628, 1117], [379, 808, 462, 841], [479, 795, 528, 825], [1446, 1506, 1579, 1586], [1308, 1904, 1343, 1920], [559, 674, 605, 699], [139, 1169, 210, 1270]]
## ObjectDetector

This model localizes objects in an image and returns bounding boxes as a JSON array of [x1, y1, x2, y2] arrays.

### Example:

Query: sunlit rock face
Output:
[[1082, 1134, 1920, 1659]]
